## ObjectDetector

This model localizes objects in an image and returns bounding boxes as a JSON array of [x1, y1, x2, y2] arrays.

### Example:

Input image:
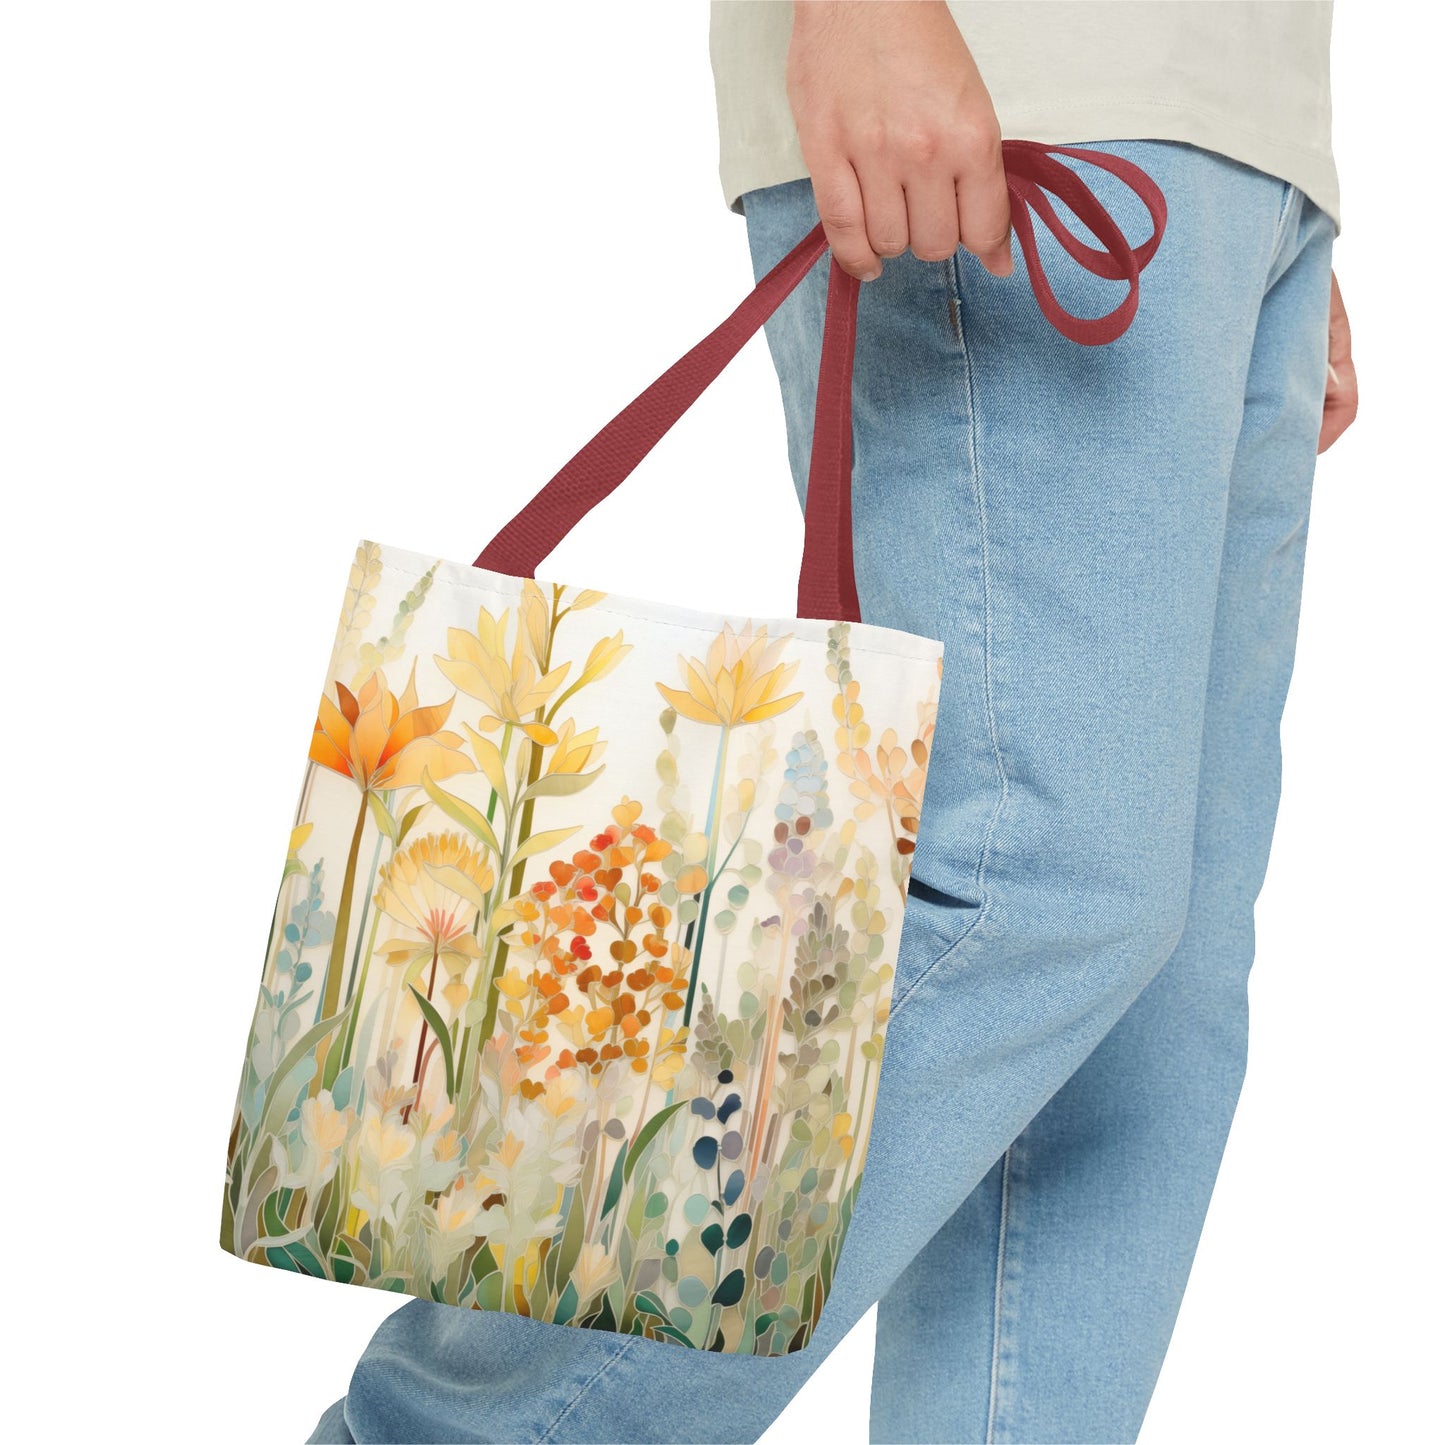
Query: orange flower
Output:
[[500, 799, 688, 1082], [310, 661, 473, 793]]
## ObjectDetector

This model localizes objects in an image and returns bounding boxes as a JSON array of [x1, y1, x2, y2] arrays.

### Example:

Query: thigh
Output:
[[871, 189, 1335, 1445]]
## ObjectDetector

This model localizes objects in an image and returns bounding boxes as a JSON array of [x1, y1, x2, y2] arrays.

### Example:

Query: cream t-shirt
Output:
[[710, 0, 1339, 228]]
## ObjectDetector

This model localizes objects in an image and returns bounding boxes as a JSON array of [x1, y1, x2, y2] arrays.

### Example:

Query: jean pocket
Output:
[[890, 875, 986, 1011]]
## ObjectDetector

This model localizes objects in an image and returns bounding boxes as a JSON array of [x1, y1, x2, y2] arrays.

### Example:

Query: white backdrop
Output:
[[1, 3, 1437, 1442]]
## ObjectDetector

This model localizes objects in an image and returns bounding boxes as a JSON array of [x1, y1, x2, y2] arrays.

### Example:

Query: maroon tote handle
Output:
[[474, 142, 1167, 623]]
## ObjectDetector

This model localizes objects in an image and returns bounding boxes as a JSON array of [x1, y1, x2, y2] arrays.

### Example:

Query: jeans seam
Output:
[[985, 1146, 1015, 1445], [954, 256, 1008, 921], [536, 1334, 641, 1443], [1267, 182, 1298, 270], [892, 255, 1009, 1014]]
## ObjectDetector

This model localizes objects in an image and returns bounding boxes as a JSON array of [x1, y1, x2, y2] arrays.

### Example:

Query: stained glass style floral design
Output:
[[223, 540, 942, 1355]]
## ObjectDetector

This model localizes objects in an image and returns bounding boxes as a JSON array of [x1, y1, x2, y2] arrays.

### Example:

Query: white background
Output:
[[2, 3, 1438, 1442]]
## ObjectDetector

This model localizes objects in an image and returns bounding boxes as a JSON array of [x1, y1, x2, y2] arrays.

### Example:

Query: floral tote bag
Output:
[[221, 142, 1165, 1355]]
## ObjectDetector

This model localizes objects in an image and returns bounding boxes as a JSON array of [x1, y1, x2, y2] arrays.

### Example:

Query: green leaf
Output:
[[397, 804, 426, 844], [554, 1185, 587, 1286], [623, 1101, 686, 1186], [701, 1223, 724, 1256], [553, 1279, 580, 1328], [598, 1139, 630, 1222], [284, 1237, 328, 1277], [726, 1213, 752, 1250], [712, 1268, 745, 1307], [633, 1290, 670, 1320], [649, 1323, 697, 1347], [422, 767, 500, 854], [336, 1233, 370, 1273], [591, 1290, 618, 1333], [520, 766, 606, 803], [366, 790, 399, 844], [255, 1009, 349, 1151], [409, 986, 456, 1098], [477, 1270, 504, 1312]]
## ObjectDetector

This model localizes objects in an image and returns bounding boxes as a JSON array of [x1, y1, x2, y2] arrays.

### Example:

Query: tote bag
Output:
[[221, 142, 1164, 1355]]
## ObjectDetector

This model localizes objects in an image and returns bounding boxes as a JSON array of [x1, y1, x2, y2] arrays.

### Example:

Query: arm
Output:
[[785, 0, 1012, 281]]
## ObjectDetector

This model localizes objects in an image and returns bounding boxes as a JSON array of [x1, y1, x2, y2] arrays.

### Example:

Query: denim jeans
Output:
[[310, 140, 1333, 1444]]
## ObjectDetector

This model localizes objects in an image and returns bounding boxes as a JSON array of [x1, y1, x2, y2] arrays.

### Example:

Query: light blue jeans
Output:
[[310, 141, 1333, 1444]]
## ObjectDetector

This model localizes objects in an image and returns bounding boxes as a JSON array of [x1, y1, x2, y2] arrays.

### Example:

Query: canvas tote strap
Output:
[[475, 142, 1168, 622]]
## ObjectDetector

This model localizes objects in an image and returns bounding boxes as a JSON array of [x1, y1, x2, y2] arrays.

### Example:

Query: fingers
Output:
[[835, 125, 1012, 278], [955, 127, 1013, 277], [857, 172, 909, 260], [1318, 272, 1358, 453], [1318, 354, 1358, 452], [814, 164, 882, 282], [903, 173, 961, 262]]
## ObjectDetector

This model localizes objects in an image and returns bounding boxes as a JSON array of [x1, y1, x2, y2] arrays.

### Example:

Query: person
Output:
[[310, 3, 1357, 1440]]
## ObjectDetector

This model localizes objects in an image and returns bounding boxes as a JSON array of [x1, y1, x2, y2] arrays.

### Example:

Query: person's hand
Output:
[[785, 0, 1011, 282], [1318, 271, 1357, 452]]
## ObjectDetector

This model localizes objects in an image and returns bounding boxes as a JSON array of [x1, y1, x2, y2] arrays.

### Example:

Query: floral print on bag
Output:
[[223, 540, 941, 1355]]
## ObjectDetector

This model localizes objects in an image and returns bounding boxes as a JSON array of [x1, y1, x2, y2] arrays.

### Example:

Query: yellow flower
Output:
[[427, 1179, 486, 1275], [351, 1112, 416, 1222], [436, 595, 571, 740], [563, 631, 630, 698], [434, 1183, 481, 1238], [310, 661, 473, 793], [495, 967, 532, 1000], [539, 1071, 582, 1119], [570, 1242, 621, 1302], [543, 719, 606, 778], [374, 832, 494, 987], [657, 622, 802, 728], [650, 1027, 689, 1089], [494, 1131, 525, 1172], [300, 1093, 352, 1155], [552, 1004, 587, 1048], [360, 1114, 414, 1171]]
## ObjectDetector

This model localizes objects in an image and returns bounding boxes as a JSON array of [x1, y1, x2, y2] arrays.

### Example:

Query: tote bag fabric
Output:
[[221, 142, 1165, 1356]]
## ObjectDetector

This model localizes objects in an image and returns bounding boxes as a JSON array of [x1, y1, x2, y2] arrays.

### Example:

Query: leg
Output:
[[872, 190, 1334, 1443], [312, 143, 1298, 1444]]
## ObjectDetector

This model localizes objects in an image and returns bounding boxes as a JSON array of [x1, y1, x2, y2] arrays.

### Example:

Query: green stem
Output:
[[343, 819, 387, 1007], [456, 724, 512, 1117], [312, 790, 369, 1095], [320, 790, 369, 1025], [682, 727, 731, 1027], [403, 948, 441, 1124], [708, 828, 749, 1001], [336, 903, 383, 1079], [465, 601, 556, 1108], [837, 1055, 871, 1203]]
